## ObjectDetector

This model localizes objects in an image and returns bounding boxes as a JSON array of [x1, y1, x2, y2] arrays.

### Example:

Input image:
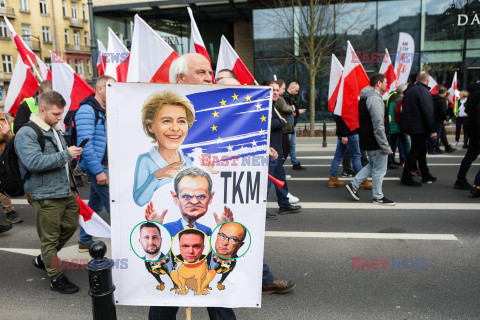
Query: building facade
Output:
[[0, 0, 92, 111]]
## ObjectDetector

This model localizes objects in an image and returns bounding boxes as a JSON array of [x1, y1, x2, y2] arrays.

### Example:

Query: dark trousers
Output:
[[455, 117, 468, 143], [456, 136, 480, 182], [428, 124, 443, 153], [343, 149, 369, 172], [402, 134, 430, 179], [268, 158, 289, 208], [148, 307, 236, 320], [439, 124, 451, 149]]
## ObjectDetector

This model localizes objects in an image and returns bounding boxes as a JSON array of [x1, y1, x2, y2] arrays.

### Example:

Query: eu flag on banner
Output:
[[181, 87, 271, 160]]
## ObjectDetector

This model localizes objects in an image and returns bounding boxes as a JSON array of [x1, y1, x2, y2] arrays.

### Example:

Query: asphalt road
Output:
[[0, 136, 479, 320]]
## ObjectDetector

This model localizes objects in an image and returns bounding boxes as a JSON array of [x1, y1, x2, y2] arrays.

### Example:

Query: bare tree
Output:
[[259, 0, 367, 136]]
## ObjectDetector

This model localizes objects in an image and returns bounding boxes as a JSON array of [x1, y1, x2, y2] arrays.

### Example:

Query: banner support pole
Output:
[[186, 307, 192, 320], [26, 55, 43, 82]]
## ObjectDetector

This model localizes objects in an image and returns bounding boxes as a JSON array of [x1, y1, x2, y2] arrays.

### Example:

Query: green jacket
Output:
[[387, 92, 402, 134]]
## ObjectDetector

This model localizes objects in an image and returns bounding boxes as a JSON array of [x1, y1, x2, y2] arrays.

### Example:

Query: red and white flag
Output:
[[216, 35, 255, 85], [428, 75, 438, 94], [447, 72, 458, 104], [105, 28, 129, 82], [187, 7, 214, 82], [96, 39, 107, 77], [50, 51, 95, 129], [4, 17, 36, 68], [4, 55, 38, 116], [77, 195, 111, 238], [379, 48, 396, 99], [127, 14, 179, 83], [334, 41, 370, 131], [328, 54, 343, 112], [36, 55, 52, 81]]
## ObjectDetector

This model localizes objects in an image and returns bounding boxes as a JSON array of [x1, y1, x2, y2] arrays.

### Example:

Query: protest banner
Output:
[[107, 83, 272, 308]]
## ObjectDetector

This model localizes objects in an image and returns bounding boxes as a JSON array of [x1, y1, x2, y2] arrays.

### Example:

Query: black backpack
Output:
[[0, 122, 58, 198], [64, 106, 104, 147]]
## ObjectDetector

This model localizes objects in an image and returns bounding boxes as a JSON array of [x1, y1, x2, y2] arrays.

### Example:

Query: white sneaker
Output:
[[287, 193, 299, 204], [286, 175, 292, 180], [453, 141, 459, 146]]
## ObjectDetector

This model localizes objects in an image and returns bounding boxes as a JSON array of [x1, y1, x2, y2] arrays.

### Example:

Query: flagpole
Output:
[[186, 307, 191, 320], [26, 55, 43, 81]]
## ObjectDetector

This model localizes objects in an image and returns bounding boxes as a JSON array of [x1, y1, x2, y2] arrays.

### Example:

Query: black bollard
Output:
[[87, 241, 117, 320], [322, 122, 327, 147]]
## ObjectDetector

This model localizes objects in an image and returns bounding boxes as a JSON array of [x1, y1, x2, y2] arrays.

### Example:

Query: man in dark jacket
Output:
[[429, 86, 448, 154], [455, 81, 480, 192], [282, 82, 306, 170], [345, 73, 395, 205], [400, 71, 437, 186]]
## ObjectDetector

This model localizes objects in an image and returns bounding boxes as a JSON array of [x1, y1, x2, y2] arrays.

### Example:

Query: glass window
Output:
[[73, 30, 80, 46], [21, 23, 31, 44], [40, 0, 48, 14], [62, 0, 67, 17], [253, 8, 293, 58], [0, 0, 6, 10], [84, 31, 88, 46], [64, 28, 69, 44], [82, 4, 87, 21], [0, 20, 7, 38], [75, 59, 83, 76], [71, 2, 78, 20], [87, 59, 91, 75], [19, 0, 28, 12], [42, 26, 51, 43], [2, 54, 13, 73], [44, 57, 51, 70]]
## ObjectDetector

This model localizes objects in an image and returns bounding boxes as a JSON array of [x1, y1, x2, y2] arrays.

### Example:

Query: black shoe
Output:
[[278, 205, 301, 214], [345, 183, 360, 201], [463, 145, 468, 149], [400, 178, 422, 187], [266, 212, 278, 220], [0, 223, 12, 234], [33, 255, 46, 271], [454, 180, 473, 190], [387, 163, 399, 169], [6, 211, 22, 224], [422, 176, 437, 184], [292, 163, 306, 171], [445, 147, 457, 153], [50, 275, 79, 294], [342, 170, 354, 177], [434, 149, 444, 154], [373, 197, 396, 206], [471, 187, 480, 197]]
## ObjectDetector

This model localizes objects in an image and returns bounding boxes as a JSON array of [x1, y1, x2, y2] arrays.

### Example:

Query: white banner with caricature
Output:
[[107, 83, 272, 308]]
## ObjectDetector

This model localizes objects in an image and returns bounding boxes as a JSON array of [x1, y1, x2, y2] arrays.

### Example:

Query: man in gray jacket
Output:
[[15, 91, 83, 294], [346, 73, 395, 205]]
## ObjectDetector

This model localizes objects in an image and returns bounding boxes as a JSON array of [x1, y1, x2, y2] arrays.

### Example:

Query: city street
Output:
[[0, 136, 479, 320]]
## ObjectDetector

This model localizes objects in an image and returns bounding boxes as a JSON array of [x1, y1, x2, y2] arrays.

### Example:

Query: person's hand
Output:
[[430, 132, 437, 140], [145, 201, 168, 223], [389, 115, 392, 123], [155, 161, 184, 179], [341, 137, 348, 145], [299, 109, 306, 114], [68, 146, 82, 159], [269, 147, 278, 159], [213, 206, 234, 225], [293, 111, 297, 116], [443, 120, 447, 125], [200, 154, 219, 174], [96, 172, 108, 185]]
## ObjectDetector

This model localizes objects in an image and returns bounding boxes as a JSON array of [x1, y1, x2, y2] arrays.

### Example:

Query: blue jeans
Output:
[[262, 262, 275, 286], [268, 158, 290, 208], [287, 114, 299, 165], [351, 150, 388, 200], [330, 135, 362, 177], [428, 124, 443, 152], [79, 165, 110, 244], [389, 133, 410, 164]]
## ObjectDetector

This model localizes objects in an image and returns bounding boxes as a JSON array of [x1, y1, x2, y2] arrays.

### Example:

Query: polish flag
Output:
[[334, 41, 370, 131], [77, 195, 111, 238], [127, 14, 179, 83], [447, 72, 458, 105], [50, 51, 95, 129], [187, 7, 214, 82], [328, 54, 343, 112], [216, 35, 255, 85], [105, 28, 129, 82], [4, 17, 36, 68], [379, 48, 396, 99], [96, 39, 107, 77], [4, 55, 38, 116], [428, 75, 438, 94], [36, 56, 52, 81]]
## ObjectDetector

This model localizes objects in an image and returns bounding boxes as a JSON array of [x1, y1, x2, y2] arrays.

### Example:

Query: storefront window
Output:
[[253, 8, 293, 58]]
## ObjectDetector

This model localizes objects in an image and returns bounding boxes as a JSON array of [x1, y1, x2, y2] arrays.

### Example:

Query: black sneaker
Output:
[[33, 255, 46, 272], [471, 187, 480, 198], [454, 180, 473, 190], [0, 223, 12, 234], [422, 176, 437, 184], [345, 183, 360, 201], [373, 197, 396, 206], [445, 147, 457, 153], [266, 212, 278, 220], [278, 205, 301, 214], [292, 163, 306, 171], [400, 178, 422, 187], [6, 211, 23, 224], [387, 163, 399, 169], [50, 275, 79, 294]]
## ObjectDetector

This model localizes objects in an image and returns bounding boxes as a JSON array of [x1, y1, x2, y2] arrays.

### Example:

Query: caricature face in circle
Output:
[[179, 233, 205, 263], [148, 104, 189, 151], [172, 175, 214, 223], [215, 222, 245, 259]]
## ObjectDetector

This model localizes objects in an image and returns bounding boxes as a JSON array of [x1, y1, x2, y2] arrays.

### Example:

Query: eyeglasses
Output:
[[217, 232, 243, 245]]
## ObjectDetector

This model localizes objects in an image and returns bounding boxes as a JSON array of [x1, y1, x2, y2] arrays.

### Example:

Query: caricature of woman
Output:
[[133, 90, 195, 207]]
